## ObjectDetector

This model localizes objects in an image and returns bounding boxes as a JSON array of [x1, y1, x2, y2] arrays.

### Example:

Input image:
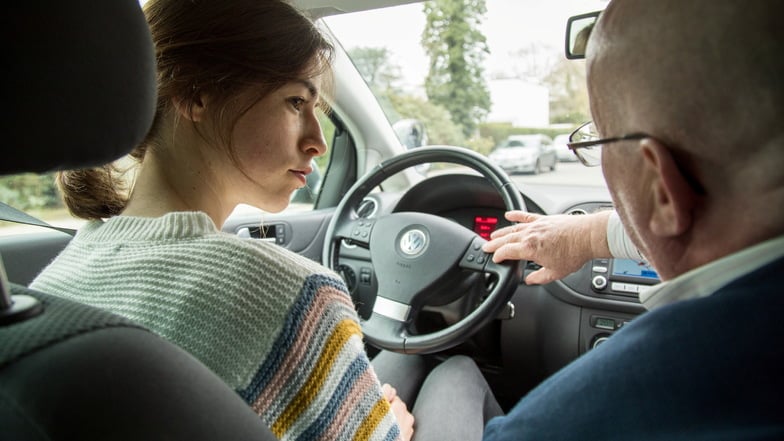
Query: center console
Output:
[[589, 257, 660, 298]]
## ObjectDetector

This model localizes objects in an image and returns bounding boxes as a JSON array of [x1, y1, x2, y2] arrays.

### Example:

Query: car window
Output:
[[1, 0, 608, 235], [0, 108, 336, 236], [322, 0, 608, 186]]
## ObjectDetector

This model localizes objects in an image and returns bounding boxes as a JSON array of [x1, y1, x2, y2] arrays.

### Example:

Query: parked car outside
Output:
[[553, 133, 579, 162], [488, 134, 557, 174]]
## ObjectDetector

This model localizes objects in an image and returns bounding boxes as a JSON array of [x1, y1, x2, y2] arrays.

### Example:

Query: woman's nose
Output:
[[302, 112, 328, 157]]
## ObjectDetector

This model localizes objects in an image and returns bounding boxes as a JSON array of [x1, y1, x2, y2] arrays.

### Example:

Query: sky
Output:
[[322, 0, 608, 90]]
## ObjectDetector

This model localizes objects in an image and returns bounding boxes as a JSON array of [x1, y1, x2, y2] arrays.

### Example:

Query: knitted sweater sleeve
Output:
[[238, 273, 401, 441]]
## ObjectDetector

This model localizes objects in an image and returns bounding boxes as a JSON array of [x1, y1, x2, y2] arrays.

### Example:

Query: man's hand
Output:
[[382, 383, 414, 441], [482, 210, 612, 285]]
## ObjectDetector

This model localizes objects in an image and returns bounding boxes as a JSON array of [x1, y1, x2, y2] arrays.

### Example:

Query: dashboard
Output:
[[350, 172, 662, 406], [390, 174, 661, 301]]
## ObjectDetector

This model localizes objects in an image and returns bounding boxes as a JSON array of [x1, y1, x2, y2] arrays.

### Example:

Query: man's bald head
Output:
[[584, 0, 784, 276], [587, 0, 784, 193]]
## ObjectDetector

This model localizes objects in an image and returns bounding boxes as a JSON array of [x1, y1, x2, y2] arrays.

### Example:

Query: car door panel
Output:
[[222, 208, 335, 263], [0, 231, 72, 285]]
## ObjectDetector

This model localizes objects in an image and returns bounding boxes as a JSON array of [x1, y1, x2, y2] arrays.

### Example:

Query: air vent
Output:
[[566, 208, 588, 215], [356, 198, 378, 218]]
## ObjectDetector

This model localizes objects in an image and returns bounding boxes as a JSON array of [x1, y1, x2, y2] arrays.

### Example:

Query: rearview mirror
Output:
[[565, 10, 601, 60]]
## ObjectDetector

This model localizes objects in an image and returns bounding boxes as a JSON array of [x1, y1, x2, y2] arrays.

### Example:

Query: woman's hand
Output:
[[382, 383, 415, 441], [482, 210, 612, 285]]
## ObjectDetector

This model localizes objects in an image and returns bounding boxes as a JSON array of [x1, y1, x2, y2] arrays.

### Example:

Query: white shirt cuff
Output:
[[606, 210, 646, 261]]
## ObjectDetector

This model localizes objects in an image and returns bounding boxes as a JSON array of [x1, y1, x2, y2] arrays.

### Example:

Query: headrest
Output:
[[1, 0, 156, 175]]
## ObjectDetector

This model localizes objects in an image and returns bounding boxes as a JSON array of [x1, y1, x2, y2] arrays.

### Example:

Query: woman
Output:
[[30, 0, 414, 439]]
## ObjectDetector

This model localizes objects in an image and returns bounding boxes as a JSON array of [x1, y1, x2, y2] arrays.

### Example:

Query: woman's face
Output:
[[226, 77, 328, 212]]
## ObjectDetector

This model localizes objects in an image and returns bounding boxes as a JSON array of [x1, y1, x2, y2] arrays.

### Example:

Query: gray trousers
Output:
[[372, 351, 504, 441]]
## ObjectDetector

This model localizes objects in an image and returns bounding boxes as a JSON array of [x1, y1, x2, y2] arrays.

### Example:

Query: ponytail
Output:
[[57, 147, 145, 220]]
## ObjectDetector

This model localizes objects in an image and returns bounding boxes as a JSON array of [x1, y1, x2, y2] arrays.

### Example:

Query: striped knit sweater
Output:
[[30, 211, 400, 441]]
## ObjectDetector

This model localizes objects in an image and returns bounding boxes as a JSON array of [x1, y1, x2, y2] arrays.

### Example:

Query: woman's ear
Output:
[[640, 138, 697, 237], [171, 93, 208, 122]]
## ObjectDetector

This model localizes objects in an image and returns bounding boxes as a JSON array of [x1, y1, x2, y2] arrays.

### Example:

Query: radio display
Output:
[[473, 216, 498, 240], [611, 258, 659, 281]]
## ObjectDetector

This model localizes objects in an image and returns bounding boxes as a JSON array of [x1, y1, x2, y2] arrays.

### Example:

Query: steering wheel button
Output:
[[477, 255, 486, 264], [466, 254, 475, 262]]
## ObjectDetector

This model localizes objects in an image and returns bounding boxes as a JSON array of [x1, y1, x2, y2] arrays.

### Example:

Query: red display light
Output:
[[473, 216, 498, 239]]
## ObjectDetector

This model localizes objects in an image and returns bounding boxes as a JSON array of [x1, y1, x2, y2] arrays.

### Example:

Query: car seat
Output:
[[0, 2, 277, 439]]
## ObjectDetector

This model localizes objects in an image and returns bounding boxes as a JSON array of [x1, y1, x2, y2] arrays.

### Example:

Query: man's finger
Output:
[[505, 211, 540, 223], [525, 267, 558, 285]]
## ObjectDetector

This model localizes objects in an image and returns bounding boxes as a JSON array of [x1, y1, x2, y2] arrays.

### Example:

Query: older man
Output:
[[482, 0, 784, 438]]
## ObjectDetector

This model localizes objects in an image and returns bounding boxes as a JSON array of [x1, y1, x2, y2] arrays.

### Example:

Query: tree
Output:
[[543, 59, 590, 124], [347, 47, 402, 94], [422, 0, 491, 138], [388, 94, 465, 146], [347, 44, 464, 148], [505, 42, 559, 83], [0, 173, 61, 211], [501, 41, 590, 125]]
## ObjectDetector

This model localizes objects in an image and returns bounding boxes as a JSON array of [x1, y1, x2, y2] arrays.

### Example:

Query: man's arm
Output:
[[482, 210, 642, 285]]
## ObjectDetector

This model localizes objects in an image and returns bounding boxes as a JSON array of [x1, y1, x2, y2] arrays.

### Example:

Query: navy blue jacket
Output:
[[484, 256, 784, 440]]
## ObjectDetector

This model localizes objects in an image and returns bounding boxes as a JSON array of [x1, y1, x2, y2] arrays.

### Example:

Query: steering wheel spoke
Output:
[[361, 307, 410, 351]]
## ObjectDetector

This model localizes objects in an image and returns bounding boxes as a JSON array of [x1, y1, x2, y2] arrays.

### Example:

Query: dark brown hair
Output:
[[59, 0, 335, 220]]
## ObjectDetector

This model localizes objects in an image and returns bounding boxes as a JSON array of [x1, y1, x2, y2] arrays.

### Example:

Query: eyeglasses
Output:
[[567, 121, 649, 167]]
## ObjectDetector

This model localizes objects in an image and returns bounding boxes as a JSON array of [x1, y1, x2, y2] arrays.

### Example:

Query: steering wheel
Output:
[[322, 145, 526, 354]]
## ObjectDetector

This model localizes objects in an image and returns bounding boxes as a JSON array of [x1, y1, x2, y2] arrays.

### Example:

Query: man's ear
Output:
[[171, 93, 208, 122], [639, 138, 697, 237]]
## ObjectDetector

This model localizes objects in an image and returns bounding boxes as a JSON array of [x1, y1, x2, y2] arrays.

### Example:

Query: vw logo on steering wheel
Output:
[[399, 228, 428, 257]]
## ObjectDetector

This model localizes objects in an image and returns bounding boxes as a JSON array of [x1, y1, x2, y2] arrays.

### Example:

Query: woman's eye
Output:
[[289, 97, 306, 111]]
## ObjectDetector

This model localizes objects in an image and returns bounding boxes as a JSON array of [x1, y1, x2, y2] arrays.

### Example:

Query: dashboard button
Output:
[[591, 275, 608, 290], [591, 334, 610, 349]]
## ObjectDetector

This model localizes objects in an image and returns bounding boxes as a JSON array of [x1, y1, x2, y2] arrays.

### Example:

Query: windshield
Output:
[[0, 0, 609, 236], [323, 0, 608, 188]]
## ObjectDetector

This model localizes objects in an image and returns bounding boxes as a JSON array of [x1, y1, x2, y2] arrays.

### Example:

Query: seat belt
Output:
[[0, 201, 76, 236]]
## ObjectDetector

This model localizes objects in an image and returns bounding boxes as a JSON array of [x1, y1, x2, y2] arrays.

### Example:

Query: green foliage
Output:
[[0, 173, 62, 211], [478, 122, 517, 146], [422, 0, 490, 138], [463, 135, 495, 156], [387, 94, 465, 146], [347, 47, 402, 93], [544, 59, 590, 124], [479, 122, 571, 148], [345, 43, 466, 148]]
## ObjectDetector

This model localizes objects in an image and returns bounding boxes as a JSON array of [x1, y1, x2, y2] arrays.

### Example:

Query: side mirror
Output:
[[565, 10, 601, 60], [393, 118, 428, 149]]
